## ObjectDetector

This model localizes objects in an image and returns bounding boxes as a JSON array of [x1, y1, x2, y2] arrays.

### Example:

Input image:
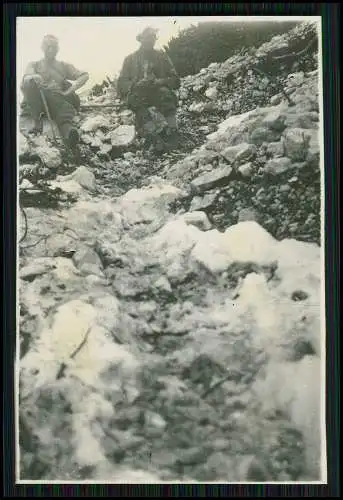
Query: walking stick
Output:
[[38, 87, 58, 142]]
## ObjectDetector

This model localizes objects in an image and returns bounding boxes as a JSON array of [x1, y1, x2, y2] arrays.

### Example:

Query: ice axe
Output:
[[33, 82, 58, 143]]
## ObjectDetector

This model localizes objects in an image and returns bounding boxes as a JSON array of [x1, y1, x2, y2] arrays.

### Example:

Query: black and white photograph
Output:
[[17, 15, 326, 484]]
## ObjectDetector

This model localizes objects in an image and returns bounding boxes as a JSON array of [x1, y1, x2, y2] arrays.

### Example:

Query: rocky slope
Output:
[[18, 21, 324, 483]]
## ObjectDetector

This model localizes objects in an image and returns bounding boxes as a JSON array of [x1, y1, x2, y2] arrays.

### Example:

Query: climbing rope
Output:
[[19, 203, 28, 244], [18, 179, 74, 248]]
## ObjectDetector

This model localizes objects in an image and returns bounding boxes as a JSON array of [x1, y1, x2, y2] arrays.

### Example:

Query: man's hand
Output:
[[61, 87, 74, 96], [24, 74, 44, 87], [140, 74, 156, 85], [145, 73, 156, 82], [136, 79, 149, 89], [154, 78, 166, 86]]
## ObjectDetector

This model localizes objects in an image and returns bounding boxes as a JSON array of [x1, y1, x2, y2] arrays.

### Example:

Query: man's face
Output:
[[141, 35, 156, 51], [42, 38, 59, 60]]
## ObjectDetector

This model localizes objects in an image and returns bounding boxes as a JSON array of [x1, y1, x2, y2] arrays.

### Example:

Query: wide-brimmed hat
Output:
[[136, 27, 158, 43]]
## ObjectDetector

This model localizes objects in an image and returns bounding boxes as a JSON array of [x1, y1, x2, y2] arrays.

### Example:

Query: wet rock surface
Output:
[[18, 21, 323, 483]]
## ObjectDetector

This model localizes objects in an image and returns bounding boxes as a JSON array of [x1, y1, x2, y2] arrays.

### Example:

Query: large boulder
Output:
[[283, 128, 311, 162], [72, 247, 104, 277], [177, 211, 212, 231], [33, 136, 62, 169], [65, 200, 123, 242], [191, 221, 278, 274], [190, 166, 233, 193], [264, 157, 293, 176], [81, 115, 112, 133], [71, 166, 98, 192], [267, 141, 285, 158], [189, 192, 218, 212], [249, 127, 281, 146], [118, 184, 184, 229], [221, 143, 257, 165], [262, 108, 287, 132], [51, 166, 98, 194], [110, 125, 136, 147]]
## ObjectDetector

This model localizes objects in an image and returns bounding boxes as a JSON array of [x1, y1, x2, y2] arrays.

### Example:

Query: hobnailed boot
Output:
[[152, 134, 168, 154], [29, 113, 44, 136], [60, 122, 80, 150], [68, 128, 80, 149]]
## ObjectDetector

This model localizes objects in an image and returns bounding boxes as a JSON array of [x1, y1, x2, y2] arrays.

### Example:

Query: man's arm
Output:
[[23, 62, 36, 77], [155, 52, 180, 90], [117, 56, 135, 100], [61, 62, 89, 94], [21, 62, 43, 88]]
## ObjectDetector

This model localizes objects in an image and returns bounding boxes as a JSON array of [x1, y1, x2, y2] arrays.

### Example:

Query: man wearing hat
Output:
[[117, 26, 181, 150], [20, 34, 89, 148]]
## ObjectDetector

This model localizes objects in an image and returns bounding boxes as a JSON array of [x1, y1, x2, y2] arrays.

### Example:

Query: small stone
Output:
[[190, 166, 233, 193], [189, 102, 206, 114], [306, 130, 320, 165], [100, 144, 113, 155], [291, 290, 309, 301], [293, 162, 307, 170], [20, 179, 34, 190], [81, 115, 111, 133], [264, 157, 293, 176], [71, 166, 97, 193], [270, 94, 282, 105], [288, 176, 298, 183], [119, 110, 134, 125], [145, 411, 167, 430], [246, 457, 268, 481], [85, 274, 107, 286], [262, 109, 286, 132], [283, 128, 311, 162], [110, 125, 136, 147], [35, 143, 62, 169], [285, 111, 318, 130], [45, 233, 77, 258], [179, 211, 212, 231], [154, 276, 172, 293], [221, 143, 257, 165], [238, 208, 258, 223], [279, 184, 291, 193], [72, 247, 104, 277], [205, 87, 218, 100], [249, 127, 281, 146], [267, 141, 284, 158], [287, 71, 305, 87], [189, 193, 218, 212], [204, 452, 233, 479], [177, 447, 205, 466], [255, 187, 265, 198], [20, 261, 55, 281], [238, 162, 253, 178]]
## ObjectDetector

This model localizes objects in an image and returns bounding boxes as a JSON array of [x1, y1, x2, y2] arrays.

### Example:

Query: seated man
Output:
[[117, 27, 181, 150], [20, 34, 89, 148]]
